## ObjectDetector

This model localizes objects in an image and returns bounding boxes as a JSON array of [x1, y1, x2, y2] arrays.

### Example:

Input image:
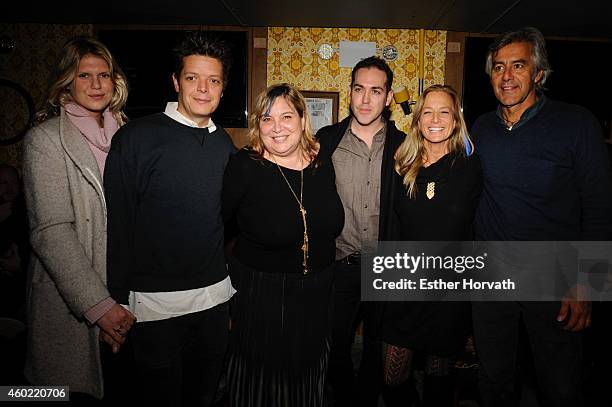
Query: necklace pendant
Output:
[[426, 182, 435, 199], [273, 159, 309, 275]]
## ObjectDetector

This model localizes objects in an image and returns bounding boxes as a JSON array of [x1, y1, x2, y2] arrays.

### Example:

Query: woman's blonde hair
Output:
[[395, 84, 473, 198], [248, 83, 318, 163], [36, 36, 128, 126]]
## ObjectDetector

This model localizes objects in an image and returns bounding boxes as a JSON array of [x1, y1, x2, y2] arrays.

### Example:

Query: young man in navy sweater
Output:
[[104, 32, 236, 406]]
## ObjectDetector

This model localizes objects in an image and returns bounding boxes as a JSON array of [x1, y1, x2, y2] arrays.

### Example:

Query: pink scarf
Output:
[[65, 102, 119, 176]]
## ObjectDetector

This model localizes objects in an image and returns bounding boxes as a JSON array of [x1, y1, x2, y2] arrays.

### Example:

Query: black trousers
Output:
[[129, 302, 229, 407], [101, 338, 136, 404], [472, 301, 584, 407], [328, 262, 383, 407]]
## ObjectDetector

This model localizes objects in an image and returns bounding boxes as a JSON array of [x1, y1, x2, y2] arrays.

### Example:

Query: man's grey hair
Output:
[[485, 27, 552, 91]]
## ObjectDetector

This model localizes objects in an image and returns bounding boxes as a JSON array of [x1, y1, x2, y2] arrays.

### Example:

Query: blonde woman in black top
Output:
[[382, 84, 481, 407]]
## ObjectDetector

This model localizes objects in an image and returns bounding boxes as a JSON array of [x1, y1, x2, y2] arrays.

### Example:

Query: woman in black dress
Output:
[[381, 85, 482, 406], [222, 83, 344, 407]]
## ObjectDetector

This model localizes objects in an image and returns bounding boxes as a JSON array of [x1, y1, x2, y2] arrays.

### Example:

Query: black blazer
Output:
[[316, 116, 406, 242]]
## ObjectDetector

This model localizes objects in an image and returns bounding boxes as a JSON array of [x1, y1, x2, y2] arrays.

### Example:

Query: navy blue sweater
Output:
[[473, 98, 611, 241], [104, 113, 235, 303]]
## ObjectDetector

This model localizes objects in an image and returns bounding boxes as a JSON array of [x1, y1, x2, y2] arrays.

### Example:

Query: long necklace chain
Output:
[[272, 156, 309, 274]]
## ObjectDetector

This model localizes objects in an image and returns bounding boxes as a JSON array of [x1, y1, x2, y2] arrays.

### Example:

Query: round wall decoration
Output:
[[382, 45, 399, 62], [317, 43, 334, 60], [0, 79, 35, 146]]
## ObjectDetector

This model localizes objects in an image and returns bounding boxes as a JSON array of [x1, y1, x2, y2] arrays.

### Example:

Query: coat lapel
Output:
[[58, 109, 105, 200], [379, 121, 406, 241]]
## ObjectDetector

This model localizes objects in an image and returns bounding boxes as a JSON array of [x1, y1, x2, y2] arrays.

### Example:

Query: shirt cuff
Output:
[[83, 296, 116, 325]]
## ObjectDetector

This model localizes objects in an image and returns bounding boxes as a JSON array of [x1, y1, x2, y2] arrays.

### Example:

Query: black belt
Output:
[[338, 251, 361, 265]]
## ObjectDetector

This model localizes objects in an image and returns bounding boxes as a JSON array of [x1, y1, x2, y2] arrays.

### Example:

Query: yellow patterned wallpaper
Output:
[[267, 27, 447, 133], [0, 23, 93, 170]]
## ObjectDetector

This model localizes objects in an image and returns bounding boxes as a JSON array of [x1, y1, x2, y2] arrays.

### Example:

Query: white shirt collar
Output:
[[163, 102, 217, 132]]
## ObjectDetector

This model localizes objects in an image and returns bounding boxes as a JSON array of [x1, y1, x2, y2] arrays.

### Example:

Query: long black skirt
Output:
[[227, 257, 333, 407]]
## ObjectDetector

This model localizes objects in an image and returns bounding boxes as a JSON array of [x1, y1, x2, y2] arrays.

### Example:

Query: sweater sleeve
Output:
[[575, 112, 612, 240], [222, 151, 249, 224], [468, 153, 484, 204], [104, 128, 138, 304], [22, 125, 110, 317]]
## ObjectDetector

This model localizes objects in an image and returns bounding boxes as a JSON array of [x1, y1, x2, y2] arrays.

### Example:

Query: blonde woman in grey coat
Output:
[[22, 36, 135, 400]]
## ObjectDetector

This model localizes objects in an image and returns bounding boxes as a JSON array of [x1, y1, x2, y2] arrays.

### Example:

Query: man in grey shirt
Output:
[[317, 56, 406, 407]]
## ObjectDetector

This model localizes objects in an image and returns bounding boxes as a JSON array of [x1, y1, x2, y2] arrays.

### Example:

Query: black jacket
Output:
[[316, 116, 406, 242]]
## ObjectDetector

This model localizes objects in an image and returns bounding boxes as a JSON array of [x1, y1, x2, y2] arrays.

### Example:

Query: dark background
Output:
[[462, 37, 612, 138], [97, 29, 248, 128]]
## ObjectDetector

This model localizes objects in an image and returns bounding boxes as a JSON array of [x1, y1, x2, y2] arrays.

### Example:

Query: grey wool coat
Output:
[[22, 109, 111, 399]]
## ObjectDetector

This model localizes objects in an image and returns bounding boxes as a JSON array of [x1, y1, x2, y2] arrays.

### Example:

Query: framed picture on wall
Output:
[[301, 91, 339, 134]]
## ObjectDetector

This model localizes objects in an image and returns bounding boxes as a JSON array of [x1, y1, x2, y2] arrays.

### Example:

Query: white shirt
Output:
[[125, 102, 235, 323], [163, 101, 217, 132]]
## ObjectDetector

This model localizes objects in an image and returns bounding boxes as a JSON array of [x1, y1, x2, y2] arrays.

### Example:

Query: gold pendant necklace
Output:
[[272, 156, 309, 274], [426, 182, 435, 199]]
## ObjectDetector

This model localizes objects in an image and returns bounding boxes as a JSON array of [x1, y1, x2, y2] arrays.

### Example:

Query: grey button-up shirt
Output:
[[332, 119, 386, 259]]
